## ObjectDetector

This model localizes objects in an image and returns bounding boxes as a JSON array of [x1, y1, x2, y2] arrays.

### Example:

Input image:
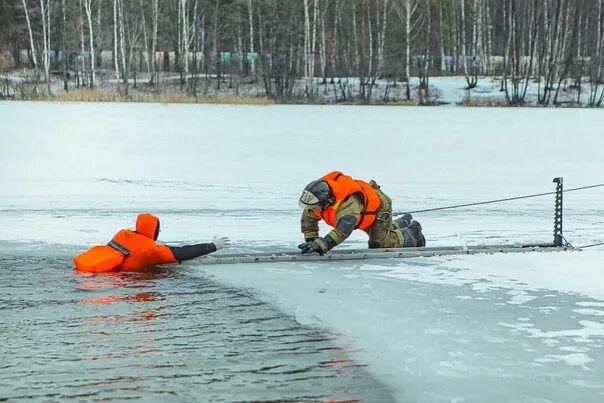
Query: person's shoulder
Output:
[[339, 194, 364, 211], [346, 193, 364, 204], [113, 228, 134, 238]]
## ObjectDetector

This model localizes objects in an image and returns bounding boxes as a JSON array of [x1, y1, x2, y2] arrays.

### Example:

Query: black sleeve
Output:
[[169, 243, 217, 262]]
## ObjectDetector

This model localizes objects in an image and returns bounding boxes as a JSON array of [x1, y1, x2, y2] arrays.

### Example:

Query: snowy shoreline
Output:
[[1, 68, 602, 107]]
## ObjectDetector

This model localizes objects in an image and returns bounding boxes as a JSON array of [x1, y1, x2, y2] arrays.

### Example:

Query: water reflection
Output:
[[1, 256, 393, 402], [75, 268, 173, 326]]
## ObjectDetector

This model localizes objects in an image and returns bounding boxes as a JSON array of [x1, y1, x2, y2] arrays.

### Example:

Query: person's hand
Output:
[[298, 238, 328, 255], [298, 241, 314, 252], [297, 238, 316, 252], [212, 236, 231, 250]]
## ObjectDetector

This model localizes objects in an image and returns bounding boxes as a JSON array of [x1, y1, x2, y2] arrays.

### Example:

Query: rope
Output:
[[394, 182, 604, 216], [577, 242, 604, 249], [561, 236, 574, 248]]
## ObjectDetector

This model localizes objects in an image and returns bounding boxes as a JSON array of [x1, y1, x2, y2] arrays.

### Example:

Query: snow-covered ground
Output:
[[1, 102, 604, 402], [2, 69, 601, 106]]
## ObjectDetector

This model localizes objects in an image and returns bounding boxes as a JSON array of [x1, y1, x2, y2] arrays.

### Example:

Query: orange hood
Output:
[[136, 213, 160, 240]]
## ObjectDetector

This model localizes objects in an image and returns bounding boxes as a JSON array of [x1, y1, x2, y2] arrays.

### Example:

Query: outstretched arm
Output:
[[169, 243, 216, 262], [168, 236, 230, 262]]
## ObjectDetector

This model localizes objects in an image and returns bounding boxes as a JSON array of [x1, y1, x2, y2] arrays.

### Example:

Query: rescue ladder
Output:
[[198, 243, 574, 265], [199, 177, 580, 265]]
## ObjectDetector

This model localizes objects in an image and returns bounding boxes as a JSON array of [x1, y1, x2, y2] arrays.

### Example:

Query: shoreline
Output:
[[0, 94, 595, 108], [0, 69, 601, 108]]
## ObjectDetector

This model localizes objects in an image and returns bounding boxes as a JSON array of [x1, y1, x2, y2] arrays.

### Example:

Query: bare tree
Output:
[[39, 0, 50, 92], [323, 0, 336, 82], [117, 0, 127, 91], [179, 0, 189, 83], [61, 0, 67, 90], [303, 0, 311, 77], [394, 0, 421, 100], [589, 0, 604, 105], [4, 0, 604, 106], [417, 0, 432, 104], [537, 0, 573, 105], [502, 0, 539, 105], [138, 0, 150, 76], [460, 0, 479, 88], [376, 0, 390, 77], [83, 0, 96, 87], [248, 0, 255, 76], [21, 0, 38, 69], [312, 0, 319, 77], [113, 0, 120, 80], [150, 0, 158, 84], [95, 0, 103, 69]]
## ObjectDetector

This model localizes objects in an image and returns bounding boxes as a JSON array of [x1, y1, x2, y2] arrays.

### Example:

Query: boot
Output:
[[394, 213, 413, 229], [409, 220, 426, 247]]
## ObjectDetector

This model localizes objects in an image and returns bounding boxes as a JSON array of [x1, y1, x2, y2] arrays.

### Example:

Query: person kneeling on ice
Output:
[[297, 171, 425, 255], [73, 213, 230, 273]]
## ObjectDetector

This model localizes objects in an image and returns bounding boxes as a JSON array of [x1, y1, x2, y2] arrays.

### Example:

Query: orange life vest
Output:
[[74, 213, 177, 273], [312, 171, 382, 230]]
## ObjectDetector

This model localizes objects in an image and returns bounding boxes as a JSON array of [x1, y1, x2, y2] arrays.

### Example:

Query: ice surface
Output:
[[1, 101, 604, 402]]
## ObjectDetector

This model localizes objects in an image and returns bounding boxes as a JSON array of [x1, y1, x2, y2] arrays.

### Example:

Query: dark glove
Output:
[[298, 237, 329, 255]]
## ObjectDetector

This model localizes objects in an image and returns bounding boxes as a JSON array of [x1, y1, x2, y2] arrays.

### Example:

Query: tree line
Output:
[[0, 0, 603, 105]]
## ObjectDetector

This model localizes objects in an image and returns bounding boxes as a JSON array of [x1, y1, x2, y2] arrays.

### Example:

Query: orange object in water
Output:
[[74, 213, 177, 273], [313, 171, 382, 230], [73, 245, 126, 273]]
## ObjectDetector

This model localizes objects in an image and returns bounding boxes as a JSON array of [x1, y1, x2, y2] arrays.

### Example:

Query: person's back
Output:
[[74, 213, 229, 273], [297, 171, 425, 254], [111, 214, 177, 271]]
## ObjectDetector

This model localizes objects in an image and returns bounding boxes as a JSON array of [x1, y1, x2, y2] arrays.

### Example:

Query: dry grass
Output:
[[385, 98, 419, 106], [0, 51, 16, 73], [41, 88, 273, 105], [459, 95, 509, 107]]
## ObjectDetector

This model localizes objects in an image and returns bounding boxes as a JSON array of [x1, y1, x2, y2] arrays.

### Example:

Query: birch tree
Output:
[[113, 0, 120, 80], [61, 0, 67, 90], [459, 0, 479, 88], [394, 0, 421, 100], [537, 0, 573, 105], [323, 0, 336, 81], [303, 0, 311, 77], [417, 0, 432, 104], [589, 0, 604, 105], [117, 0, 127, 90], [311, 0, 319, 77], [150, 0, 158, 84], [179, 0, 189, 83], [139, 0, 150, 75], [376, 0, 390, 77], [502, 0, 539, 105], [21, 0, 38, 69], [39, 0, 50, 91], [248, 0, 255, 75], [83, 0, 96, 87], [78, 0, 87, 86], [95, 0, 103, 68], [5, 0, 604, 106]]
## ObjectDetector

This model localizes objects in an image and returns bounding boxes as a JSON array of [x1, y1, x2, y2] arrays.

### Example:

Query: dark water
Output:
[[0, 252, 393, 402]]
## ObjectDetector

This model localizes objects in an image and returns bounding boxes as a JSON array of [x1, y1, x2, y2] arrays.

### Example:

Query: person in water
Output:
[[297, 171, 425, 255], [74, 213, 230, 273]]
